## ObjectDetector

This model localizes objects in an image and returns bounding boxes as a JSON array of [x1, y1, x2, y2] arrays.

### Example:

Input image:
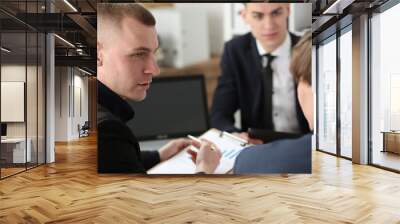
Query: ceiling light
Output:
[[1, 47, 11, 53], [323, 0, 354, 15], [63, 0, 78, 12], [54, 34, 75, 48], [76, 48, 85, 55], [323, 0, 341, 14], [78, 67, 93, 76]]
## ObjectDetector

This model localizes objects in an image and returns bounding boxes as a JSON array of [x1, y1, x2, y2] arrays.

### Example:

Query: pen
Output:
[[222, 131, 249, 146], [187, 135, 217, 151]]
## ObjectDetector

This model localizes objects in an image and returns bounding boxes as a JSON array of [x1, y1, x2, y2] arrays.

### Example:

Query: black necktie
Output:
[[262, 54, 275, 129]]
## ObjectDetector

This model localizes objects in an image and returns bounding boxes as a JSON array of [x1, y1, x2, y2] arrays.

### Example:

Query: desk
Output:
[[1, 138, 31, 164], [381, 131, 400, 154]]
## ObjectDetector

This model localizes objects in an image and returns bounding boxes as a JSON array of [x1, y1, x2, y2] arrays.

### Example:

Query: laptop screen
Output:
[[126, 75, 209, 140]]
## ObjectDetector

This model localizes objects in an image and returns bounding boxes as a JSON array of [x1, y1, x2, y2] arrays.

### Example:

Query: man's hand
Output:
[[158, 138, 192, 162], [187, 140, 222, 174], [233, 132, 263, 145]]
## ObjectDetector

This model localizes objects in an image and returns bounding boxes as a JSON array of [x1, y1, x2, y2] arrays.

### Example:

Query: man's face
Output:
[[241, 3, 290, 52], [98, 17, 160, 101], [297, 81, 314, 130]]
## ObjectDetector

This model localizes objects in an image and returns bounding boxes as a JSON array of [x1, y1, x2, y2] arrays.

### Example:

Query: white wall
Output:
[[1, 63, 46, 164], [54, 67, 89, 141], [223, 3, 312, 41], [289, 3, 312, 34], [1, 65, 26, 141], [151, 3, 311, 64], [151, 7, 209, 68], [152, 3, 312, 60], [223, 3, 247, 41], [1, 66, 26, 125], [73, 73, 89, 137], [55, 67, 68, 141], [175, 4, 225, 56], [1, 82, 25, 122], [1, 65, 38, 138], [151, 3, 225, 60]]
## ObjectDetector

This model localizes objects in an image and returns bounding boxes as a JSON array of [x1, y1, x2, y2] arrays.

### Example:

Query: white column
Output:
[[352, 14, 369, 164], [46, 32, 55, 163]]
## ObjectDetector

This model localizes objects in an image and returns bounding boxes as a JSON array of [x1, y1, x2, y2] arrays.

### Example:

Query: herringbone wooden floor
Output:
[[1, 135, 400, 223]]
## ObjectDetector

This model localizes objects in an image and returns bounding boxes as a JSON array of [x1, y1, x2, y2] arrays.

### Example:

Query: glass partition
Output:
[[317, 35, 337, 155], [1, 31, 28, 177], [370, 3, 400, 171], [339, 28, 352, 158], [0, 1, 46, 179]]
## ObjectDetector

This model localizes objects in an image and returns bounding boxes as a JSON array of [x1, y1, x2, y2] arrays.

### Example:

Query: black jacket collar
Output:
[[97, 80, 134, 122]]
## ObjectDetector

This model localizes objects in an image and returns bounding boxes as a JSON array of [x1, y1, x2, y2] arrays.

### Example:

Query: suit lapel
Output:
[[249, 35, 265, 126]]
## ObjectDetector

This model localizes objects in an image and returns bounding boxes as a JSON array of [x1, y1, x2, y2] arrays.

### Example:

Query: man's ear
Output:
[[97, 41, 103, 67]]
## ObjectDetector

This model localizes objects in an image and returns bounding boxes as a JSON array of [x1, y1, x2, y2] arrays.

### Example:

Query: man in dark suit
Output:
[[234, 31, 312, 174], [211, 3, 310, 144], [97, 3, 221, 174]]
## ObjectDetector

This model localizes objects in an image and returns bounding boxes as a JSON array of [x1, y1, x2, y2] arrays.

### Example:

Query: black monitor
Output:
[[1, 123, 7, 137], [126, 75, 210, 140]]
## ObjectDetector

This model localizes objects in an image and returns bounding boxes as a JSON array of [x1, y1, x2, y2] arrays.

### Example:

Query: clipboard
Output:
[[147, 128, 251, 174]]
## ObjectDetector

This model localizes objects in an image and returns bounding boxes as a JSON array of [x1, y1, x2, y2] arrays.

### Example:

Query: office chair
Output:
[[78, 121, 90, 138]]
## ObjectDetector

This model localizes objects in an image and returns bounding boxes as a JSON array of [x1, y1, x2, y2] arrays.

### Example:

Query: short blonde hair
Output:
[[290, 31, 312, 85], [97, 3, 155, 27], [97, 3, 156, 44]]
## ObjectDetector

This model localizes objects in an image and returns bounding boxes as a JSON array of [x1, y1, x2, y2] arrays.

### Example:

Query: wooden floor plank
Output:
[[0, 134, 400, 223]]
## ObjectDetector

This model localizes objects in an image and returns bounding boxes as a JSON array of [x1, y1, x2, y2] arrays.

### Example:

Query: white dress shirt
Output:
[[256, 32, 301, 133]]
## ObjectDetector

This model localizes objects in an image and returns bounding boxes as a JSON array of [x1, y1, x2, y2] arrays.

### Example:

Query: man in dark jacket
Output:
[[211, 3, 310, 144], [97, 3, 221, 174]]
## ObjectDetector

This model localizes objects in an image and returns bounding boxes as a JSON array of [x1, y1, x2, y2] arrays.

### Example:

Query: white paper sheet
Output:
[[147, 129, 249, 174]]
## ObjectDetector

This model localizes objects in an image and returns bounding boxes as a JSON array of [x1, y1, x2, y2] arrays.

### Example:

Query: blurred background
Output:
[[143, 3, 311, 109], [4, 1, 399, 177]]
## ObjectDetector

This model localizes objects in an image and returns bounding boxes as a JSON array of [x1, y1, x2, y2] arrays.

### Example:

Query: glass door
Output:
[[370, 2, 400, 171], [317, 35, 337, 155]]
